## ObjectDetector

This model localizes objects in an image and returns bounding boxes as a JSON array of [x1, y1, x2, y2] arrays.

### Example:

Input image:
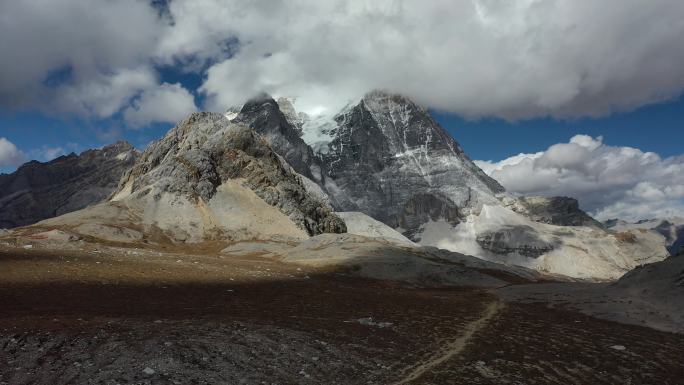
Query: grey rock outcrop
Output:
[[234, 94, 323, 184], [320, 91, 504, 231], [655, 220, 684, 255], [476, 226, 556, 258], [242, 91, 505, 240], [0, 141, 138, 228], [116, 112, 345, 236], [503, 196, 603, 227], [242, 90, 667, 279]]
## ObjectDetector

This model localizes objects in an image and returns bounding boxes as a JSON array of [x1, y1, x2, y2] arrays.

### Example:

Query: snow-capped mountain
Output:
[[605, 218, 684, 255], [265, 91, 505, 239], [4, 90, 669, 280], [244, 90, 668, 279]]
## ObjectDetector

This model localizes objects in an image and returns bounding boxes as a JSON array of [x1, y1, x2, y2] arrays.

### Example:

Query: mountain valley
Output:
[[1, 91, 681, 385]]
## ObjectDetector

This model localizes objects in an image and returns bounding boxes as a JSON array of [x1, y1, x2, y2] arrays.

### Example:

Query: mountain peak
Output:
[[112, 112, 345, 241], [361, 89, 425, 110]]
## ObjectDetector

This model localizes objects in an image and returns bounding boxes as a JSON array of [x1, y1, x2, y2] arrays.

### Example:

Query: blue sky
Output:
[[435, 96, 684, 161]]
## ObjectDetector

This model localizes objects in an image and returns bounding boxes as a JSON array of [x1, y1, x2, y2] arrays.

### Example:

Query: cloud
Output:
[[475, 135, 684, 220], [194, 0, 684, 118], [0, 0, 163, 119], [39, 147, 66, 161], [54, 68, 159, 118], [124, 83, 198, 127], [0, 138, 26, 167], [26, 142, 82, 163], [3, 0, 684, 120]]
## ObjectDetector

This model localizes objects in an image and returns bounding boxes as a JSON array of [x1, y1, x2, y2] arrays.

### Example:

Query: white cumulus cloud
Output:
[[475, 135, 684, 221], [3, 0, 684, 120], [0, 138, 26, 167], [0, 0, 163, 118], [193, 0, 684, 118], [124, 83, 198, 127]]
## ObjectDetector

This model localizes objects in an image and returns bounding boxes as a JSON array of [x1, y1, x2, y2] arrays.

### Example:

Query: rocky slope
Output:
[[605, 218, 684, 255], [239, 91, 506, 238], [0, 141, 138, 228], [26, 113, 345, 244], [498, 252, 684, 333], [501, 195, 603, 227], [421, 204, 668, 280], [230, 90, 667, 280]]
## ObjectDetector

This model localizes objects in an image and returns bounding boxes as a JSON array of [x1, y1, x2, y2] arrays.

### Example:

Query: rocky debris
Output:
[[502, 195, 602, 227], [0, 322, 372, 385], [0, 141, 138, 228], [498, 252, 684, 333]]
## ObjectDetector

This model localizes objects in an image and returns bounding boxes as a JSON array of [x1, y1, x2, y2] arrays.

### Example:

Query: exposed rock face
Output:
[[0, 141, 138, 228], [268, 91, 504, 239], [234, 90, 668, 279], [476, 225, 555, 258], [322, 92, 504, 225], [275, 97, 306, 135], [234, 95, 323, 185], [115, 112, 345, 238], [503, 196, 603, 227]]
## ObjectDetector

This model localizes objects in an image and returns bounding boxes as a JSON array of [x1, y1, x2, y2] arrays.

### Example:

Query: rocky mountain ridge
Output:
[[114, 112, 345, 238], [2, 90, 670, 280], [18, 113, 345, 245], [263, 92, 506, 238], [249, 90, 668, 279], [0, 141, 138, 228]]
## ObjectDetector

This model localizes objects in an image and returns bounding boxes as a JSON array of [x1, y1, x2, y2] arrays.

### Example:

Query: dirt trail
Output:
[[392, 299, 504, 385]]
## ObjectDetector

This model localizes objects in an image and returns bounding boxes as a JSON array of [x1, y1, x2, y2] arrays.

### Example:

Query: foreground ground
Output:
[[1, 246, 683, 384]]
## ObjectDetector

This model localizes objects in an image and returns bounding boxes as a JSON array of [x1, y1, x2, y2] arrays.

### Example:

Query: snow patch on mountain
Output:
[[300, 114, 336, 155]]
